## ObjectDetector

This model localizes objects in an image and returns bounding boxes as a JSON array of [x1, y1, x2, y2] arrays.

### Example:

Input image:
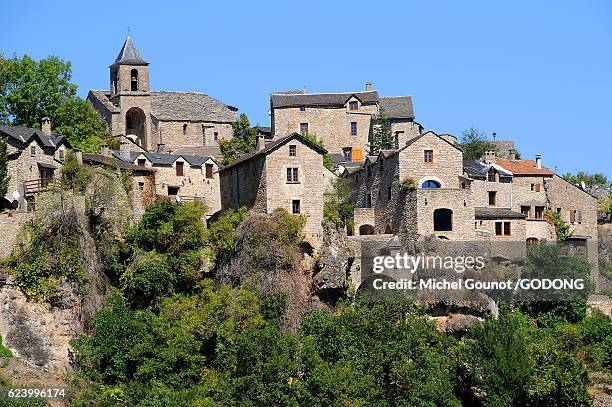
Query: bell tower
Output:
[[109, 36, 152, 150]]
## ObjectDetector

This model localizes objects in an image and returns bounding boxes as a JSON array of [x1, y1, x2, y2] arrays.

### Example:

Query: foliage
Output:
[[562, 171, 609, 188], [0, 54, 107, 152], [544, 209, 571, 241], [207, 207, 248, 253], [400, 176, 417, 190], [0, 137, 9, 198], [302, 132, 335, 172], [120, 252, 172, 309], [219, 113, 258, 165], [369, 113, 395, 155], [323, 177, 353, 229], [61, 150, 91, 192], [459, 127, 497, 160], [119, 169, 133, 193], [0, 335, 12, 358], [6, 211, 86, 304]]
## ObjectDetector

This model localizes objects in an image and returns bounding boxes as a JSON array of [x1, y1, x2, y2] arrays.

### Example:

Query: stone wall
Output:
[[220, 156, 267, 212], [416, 188, 475, 240], [390, 119, 421, 147], [546, 174, 598, 240], [272, 102, 377, 156], [475, 218, 527, 241], [510, 175, 549, 214], [399, 132, 463, 189], [471, 177, 513, 208], [0, 212, 34, 258], [151, 120, 233, 152]]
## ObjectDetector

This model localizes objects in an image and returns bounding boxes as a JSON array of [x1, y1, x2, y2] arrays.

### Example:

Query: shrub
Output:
[[208, 207, 248, 253], [544, 209, 571, 241], [61, 150, 91, 192], [400, 177, 416, 190], [323, 178, 353, 229]]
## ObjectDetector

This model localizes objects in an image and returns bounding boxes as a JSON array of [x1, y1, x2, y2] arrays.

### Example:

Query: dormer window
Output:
[[30, 146, 36, 156], [487, 168, 497, 182], [349, 101, 358, 110], [130, 69, 138, 91], [58, 149, 65, 161]]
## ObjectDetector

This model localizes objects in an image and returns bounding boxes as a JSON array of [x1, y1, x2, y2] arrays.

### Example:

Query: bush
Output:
[[323, 178, 353, 229], [400, 177, 416, 190], [61, 150, 91, 192]]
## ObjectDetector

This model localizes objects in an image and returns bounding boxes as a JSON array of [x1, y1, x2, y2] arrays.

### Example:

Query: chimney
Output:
[[119, 137, 131, 161], [75, 149, 83, 165], [508, 148, 516, 161], [101, 145, 111, 157], [535, 154, 542, 169], [483, 150, 496, 164], [256, 135, 265, 151], [41, 117, 52, 135], [365, 81, 372, 92]]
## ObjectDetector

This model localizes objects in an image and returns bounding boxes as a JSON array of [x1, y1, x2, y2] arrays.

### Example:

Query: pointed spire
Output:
[[113, 36, 148, 65]]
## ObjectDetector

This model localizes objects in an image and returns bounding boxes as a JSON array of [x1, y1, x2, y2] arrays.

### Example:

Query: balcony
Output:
[[23, 178, 61, 195]]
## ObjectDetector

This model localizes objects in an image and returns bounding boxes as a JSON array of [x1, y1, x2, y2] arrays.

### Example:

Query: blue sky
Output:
[[1, 0, 610, 176]]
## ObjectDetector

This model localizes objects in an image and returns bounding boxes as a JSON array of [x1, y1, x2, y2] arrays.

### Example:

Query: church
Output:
[[88, 37, 238, 152]]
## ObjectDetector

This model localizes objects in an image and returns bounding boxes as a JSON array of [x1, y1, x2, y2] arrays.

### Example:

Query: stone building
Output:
[[270, 83, 420, 161], [88, 37, 237, 153], [349, 131, 473, 241], [219, 133, 336, 244], [0, 119, 70, 210], [110, 146, 222, 218]]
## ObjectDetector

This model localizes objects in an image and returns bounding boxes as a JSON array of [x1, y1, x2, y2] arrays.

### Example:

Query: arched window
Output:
[[130, 69, 138, 91], [433, 208, 453, 231], [421, 180, 441, 189], [527, 237, 539, 244], [183, 123, 188, 135], [384, 223, 393, 234], [359, 224, 375, 235]]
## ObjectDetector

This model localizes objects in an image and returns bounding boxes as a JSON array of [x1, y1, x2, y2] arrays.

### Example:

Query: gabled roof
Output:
[[496, 159, 554, 176], [475, 207, 527, 220], [88, 90, 238, 123], [0, 124, 70, 149], [151, 91, 237, 122], [172, 145, 223, 159], [220, 133, 328, 171], [270, 90, 379, 108], [379, 96, 414, 119], [463, 160, 513, 179], [112, 150, 214, 168], [82, 153, 154, 172], [113, 36, 148, 66]]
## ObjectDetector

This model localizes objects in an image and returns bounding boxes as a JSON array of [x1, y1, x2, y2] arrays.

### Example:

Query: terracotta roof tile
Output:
[[496, 159, 554, 175]]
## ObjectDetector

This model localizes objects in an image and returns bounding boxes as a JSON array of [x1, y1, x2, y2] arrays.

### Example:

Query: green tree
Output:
[[369, 113, 395, 155], [0, 54, 107, 152], [0, 137, 9, 197], [323, 177, 353, 229], [303, 132, 335, 171], [459, 127, 497, 160], [562, 171, 609, 188], [219, 113, 258, 164]]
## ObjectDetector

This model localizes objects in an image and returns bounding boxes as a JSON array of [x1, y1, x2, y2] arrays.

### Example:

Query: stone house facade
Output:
[[270, 84, 420, 162], [349, 131, 474, 241], [88, 37, 237, 153], [0, 120, 70, 211], [111, 148, 222, 218], [219, 133, 336, 244]]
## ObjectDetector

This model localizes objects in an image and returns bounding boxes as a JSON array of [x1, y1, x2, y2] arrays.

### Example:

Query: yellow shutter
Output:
[[352, 148, 363, 162]]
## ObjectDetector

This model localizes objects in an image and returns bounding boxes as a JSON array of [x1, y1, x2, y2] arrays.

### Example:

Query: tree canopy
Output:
[[459, 127, 498, 160], [369, 113, 395, 155], [219, 113, 258, 165], [0, 54, 107, 152]]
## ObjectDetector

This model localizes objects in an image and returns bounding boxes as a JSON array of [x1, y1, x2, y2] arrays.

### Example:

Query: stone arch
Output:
[[359, 224, 375, 235], [418, 176, 443, 189], [125, 107, 147, 148], [526, 237, 539, 244], [384, 223, 393, 234], [433, 208, 453, 231]]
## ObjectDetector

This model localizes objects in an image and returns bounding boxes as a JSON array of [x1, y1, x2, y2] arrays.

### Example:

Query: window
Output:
[[534, 206, 544, 219], [137, 158, 146, 167], [300, 105, 306, 112], [570, 210, 582, 224], [495, 221, 512, 236], [205, 163, 214, 178], [201, 124, 206, 135], [289, 145, 296, 157], [531, 183, 541, 192], [521, 206, 531, 217], [387, 186, 392, 200], [433, 208, 453, 231], [287, 167, 299, 183], [183, 124, 188, 135], [214, 132, 218, 141], [488, 191, 497, 206], [343, 148, 352, 162], [421, 180, 441, 189], [300, 123, 308, 134], [59, 150, 65, 161], [130, 69, 138, 91], [365, 191, 372, 208], [350, 121, 357, 136], [349, 101, 358, 110], [292, 199, 301, 214], [167, 186, 179, 196], [138, 182, 144, 191], [487, 169, 496, 182], [30, 146, 36, 156], [424, 150, 433, 163], [176, 162, 184, 176]]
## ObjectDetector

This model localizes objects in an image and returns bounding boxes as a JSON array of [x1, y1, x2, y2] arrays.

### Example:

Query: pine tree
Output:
[[369, 113, 395, 155], [0, 138, 10, 197]]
